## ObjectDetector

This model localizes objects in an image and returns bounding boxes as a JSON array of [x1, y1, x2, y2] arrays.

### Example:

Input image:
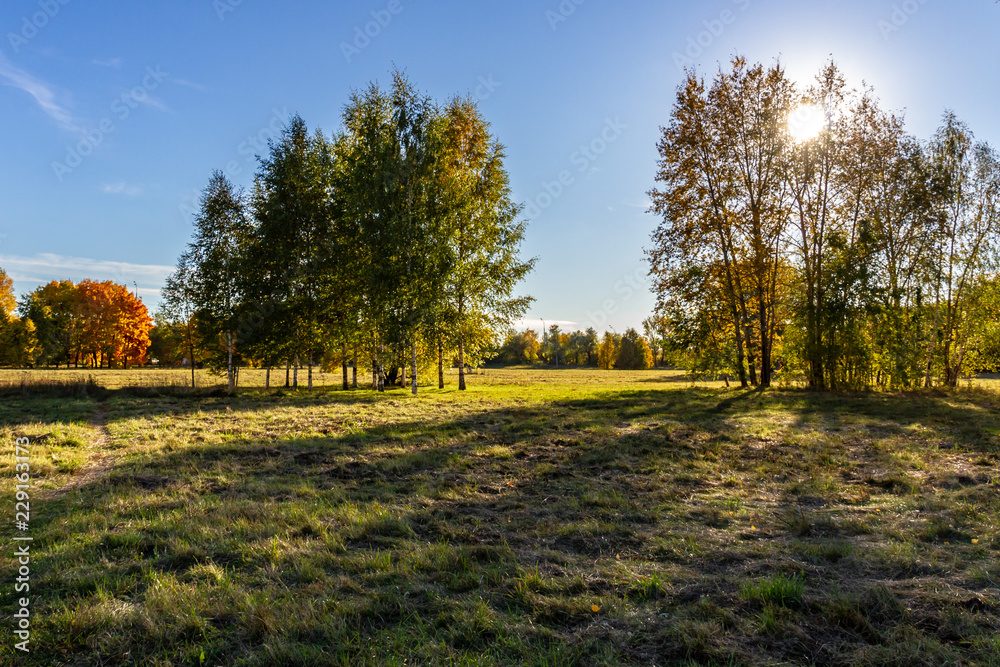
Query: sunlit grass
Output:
[[0, 369, 999, 664]]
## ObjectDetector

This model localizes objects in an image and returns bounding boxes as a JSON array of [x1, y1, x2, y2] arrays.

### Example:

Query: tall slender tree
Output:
[[440, 97, 535, 390]]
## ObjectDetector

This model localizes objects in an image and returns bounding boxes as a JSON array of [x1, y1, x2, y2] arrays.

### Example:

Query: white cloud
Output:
[[103, 182, 143, 196], [0, 52, 79, 131], [0, 253, 173, 287], [92, 57, 123, 69], [514, 318, 579, 331]]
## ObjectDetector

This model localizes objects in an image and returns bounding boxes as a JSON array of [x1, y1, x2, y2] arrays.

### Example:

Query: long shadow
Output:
[[7, 383, 1000, 664]]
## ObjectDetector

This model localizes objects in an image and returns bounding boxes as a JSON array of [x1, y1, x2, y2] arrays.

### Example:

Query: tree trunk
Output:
[[266, 367, 271, 390], [342, 341, 349, 390], [352, 348, 357, 389], [759, 299, 771, 388], [458, 337, 467, 391], [227, 331, 234, 392], [293, 355, 299, 389], [438, 338, 444, 389], [411, 342, 418, 395], [285, 360, 290, 388]]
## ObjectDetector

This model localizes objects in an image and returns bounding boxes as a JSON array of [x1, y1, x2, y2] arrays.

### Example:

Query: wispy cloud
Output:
[[170, 77, 208, 92], [515, 318, 579, 331], [0, 253, 173, 287], [102, 182, 143, 196], [0, 51, 79, 131], [136, 95, 171, 112]]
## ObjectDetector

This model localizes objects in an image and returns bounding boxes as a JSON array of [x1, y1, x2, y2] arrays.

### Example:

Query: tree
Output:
[[174, 171, 250, 391], [339, 75, 430, 393], [598, 332, 618, 370], [616, 328, 654, 370], [496, 329, 540, 364], [584, 327, 599, 366], [647, 57, 1000, 389], [71, 280, 151, 368], [0, 316, 38, 368], [148, 312, 189, 366], [19, 280, 78, 367], [115, 288, 154, 367], [439, 96, 535, 390], [642, 316, 667, 367], [0, 269, 15, 318], [162, 259, 201, 387], [649, 57, 795, 388], [924, 113, 1000, 386], [247, 116, 341, 391]]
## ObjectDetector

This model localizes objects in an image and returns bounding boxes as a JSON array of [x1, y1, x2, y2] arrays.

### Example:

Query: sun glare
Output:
[[788, 103, 826, 142]]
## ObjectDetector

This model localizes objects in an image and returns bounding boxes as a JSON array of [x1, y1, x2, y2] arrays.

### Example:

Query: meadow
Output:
[[1, 367, 999, 666]]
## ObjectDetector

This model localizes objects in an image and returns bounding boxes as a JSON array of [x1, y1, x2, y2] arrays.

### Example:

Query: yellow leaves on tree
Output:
[[598, 332, 617, 370], [0, 268, 15, 318]]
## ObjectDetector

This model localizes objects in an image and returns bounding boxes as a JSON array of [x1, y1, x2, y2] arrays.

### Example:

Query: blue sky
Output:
[[0, 0, 997, 334]]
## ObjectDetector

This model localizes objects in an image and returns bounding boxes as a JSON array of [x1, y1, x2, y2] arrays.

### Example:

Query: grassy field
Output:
[[1, 368, 999, 665]]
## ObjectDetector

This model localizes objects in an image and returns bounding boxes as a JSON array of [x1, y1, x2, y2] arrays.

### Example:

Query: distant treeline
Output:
[[493, 322, 666, 371]]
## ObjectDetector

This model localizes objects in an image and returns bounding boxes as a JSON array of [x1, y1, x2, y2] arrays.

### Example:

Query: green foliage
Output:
[[18, 280, 78, 367], [649, 58, 1000, 389], [616, 327, 654, 370], [0, 313, 39, 367], [162, 71, 533, 393], [496, 329, 541, 364]]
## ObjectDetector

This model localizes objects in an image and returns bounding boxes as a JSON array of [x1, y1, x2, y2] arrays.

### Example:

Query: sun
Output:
[[788, 103, 826, 142]]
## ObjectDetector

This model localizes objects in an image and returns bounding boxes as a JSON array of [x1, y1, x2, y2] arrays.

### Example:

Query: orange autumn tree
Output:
[[74, 280, 152, 368], [115, 287, 154, 367]]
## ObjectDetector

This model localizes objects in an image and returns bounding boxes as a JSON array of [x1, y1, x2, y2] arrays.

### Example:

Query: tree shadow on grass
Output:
[[7, 384, 1000, 664]]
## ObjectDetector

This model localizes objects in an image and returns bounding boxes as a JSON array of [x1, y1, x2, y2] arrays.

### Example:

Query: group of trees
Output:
[[161, 71, 534, 392], [649, 57, 1000, 389], [494, 321, 660, 371], [0, 270, 153, 368]]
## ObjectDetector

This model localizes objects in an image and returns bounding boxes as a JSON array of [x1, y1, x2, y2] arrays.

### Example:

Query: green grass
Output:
[[2, 368, 1000, 665]]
